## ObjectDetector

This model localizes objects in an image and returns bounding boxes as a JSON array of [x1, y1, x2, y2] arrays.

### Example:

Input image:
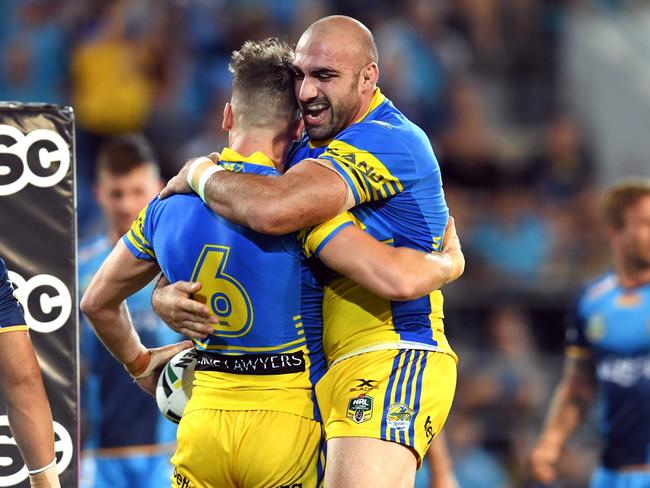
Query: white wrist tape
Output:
[[28, 458, 57, 475], [187, 157, 224, 203]]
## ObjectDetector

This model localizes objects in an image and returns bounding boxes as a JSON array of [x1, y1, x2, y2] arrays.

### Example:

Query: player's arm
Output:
[[317, 218, 464, 301], [528, 350, 596, 485], [0, 331, 60, 487], [80, 240, 192, 395], [426, 431, 459, 488], [159, 155, 348, 235]]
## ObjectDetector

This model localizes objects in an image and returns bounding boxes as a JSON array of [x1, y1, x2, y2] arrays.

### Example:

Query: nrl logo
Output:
[[346, 394, 373, 424]]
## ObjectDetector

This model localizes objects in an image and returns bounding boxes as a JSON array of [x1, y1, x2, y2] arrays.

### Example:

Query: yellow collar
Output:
[[308, 88, 386, 149], [219, 147, 276, 168]]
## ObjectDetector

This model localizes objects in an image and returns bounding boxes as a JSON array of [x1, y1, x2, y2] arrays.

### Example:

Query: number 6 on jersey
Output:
[[190, 245, 253, 337]]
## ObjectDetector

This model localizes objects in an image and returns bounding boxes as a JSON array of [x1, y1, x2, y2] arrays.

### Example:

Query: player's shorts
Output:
[[591, 466, 650, 488], [316, 349, 456, 465], [171, 409, 323, 488]]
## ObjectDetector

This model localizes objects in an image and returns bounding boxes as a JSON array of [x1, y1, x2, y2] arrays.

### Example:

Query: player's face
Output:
[[95, 164, 162, 237], [616, 195, 650, 269], [293, 43, 363, 141]]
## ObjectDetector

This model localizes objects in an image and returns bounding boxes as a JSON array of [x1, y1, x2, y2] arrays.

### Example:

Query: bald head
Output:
[[293, 15, 380, 141], [298, 15, 378, 68]]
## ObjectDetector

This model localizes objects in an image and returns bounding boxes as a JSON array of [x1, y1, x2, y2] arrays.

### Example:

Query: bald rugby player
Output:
[[161, 16, 458, 488]]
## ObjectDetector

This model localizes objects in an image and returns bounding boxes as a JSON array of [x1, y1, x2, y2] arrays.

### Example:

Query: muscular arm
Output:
[[529, 353, 596, 484], [0, 331, 56, 472], [161, 158, 348, 235], [80, 240, 191, 392], [318, 218, 464, 301]]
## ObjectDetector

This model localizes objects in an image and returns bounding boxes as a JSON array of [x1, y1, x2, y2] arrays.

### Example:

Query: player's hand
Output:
[[132, 340, 194, 397], [159, 153, 221, 199], [152, 280, 217, 339], [528, 440, 561, 485], [440, 216, 465, 283]]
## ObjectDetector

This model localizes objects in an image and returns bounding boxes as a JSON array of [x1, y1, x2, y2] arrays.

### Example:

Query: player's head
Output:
[[95, 134, 162, 238], [294, 15, 379, 141], [603, 178, 650, 270], [223, 38, 301, 142]]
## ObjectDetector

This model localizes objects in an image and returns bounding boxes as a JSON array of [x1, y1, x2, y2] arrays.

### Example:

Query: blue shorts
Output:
[[591, 466, 650, 488], [81, 453, 173, 488]]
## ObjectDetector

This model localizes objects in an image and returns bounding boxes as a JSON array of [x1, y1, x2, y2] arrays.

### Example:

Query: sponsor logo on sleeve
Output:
[[386, 403, 414, 432]]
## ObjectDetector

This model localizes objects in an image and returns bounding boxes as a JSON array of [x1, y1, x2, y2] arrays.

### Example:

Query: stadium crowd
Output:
[[0, 0, 642, 486]]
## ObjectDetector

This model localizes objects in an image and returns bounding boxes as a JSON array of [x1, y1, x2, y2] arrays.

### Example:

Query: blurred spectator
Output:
[[70, 0, 159, 135], [0, 0, 68, 104]]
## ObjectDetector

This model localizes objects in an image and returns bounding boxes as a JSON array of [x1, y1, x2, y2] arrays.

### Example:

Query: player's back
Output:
[[293, 89, 454, 365], [0, 257, 27, 331], [571, 272, 650, 467], [124, 151, 325, 420]]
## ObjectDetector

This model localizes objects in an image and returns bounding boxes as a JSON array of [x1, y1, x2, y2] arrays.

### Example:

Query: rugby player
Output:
[[78, 136, 181, 488], [529, 179, 650, 488], [82, 38, 463, 488], [160, 15, 458, 488], [0, 257, 60, 488]]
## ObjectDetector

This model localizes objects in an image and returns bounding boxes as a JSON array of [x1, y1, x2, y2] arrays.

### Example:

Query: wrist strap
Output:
[[124, 348, 152, 379], [28, 458, 56, 475], [187, 157, 224, 203]]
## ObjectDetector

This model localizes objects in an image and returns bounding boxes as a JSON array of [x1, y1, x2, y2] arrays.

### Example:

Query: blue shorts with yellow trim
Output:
[[315, 349, 456, 465], [171, 409, 323, 488]]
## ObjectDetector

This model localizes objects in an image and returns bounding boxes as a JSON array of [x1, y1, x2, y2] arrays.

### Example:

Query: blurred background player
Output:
[[0, 257, 60, 488], [78, 135, 181, 488], [529, 178, 650, 487]]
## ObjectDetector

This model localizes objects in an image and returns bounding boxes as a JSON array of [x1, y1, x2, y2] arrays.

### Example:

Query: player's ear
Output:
[[359, 63, 378, 91], [291, 113, 304, 140], [222, 102, 233, 131]]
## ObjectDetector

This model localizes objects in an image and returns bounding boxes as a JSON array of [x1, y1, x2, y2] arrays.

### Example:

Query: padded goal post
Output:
[[0, 103, 78, 488]]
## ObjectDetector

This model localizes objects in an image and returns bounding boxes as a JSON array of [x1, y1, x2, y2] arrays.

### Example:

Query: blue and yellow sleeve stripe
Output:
[[123, 205, 156, 261], [0, 324, 29, 333], [319, 139, 404, 205], [300, 212, 356, 258]]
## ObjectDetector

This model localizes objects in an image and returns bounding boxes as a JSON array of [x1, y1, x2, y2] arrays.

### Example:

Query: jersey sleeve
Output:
[[318, 124, 410, 206], [298, 212, 356, 258], [122, 196, 159, 261], [0, 259, 27, 331], [565, 294, 591, 358]]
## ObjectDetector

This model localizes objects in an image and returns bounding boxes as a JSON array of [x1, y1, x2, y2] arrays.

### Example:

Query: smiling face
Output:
[[292, 16, 379, 141]]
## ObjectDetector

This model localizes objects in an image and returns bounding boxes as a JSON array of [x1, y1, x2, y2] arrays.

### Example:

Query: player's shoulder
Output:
[[335, 100, 435, 161], [0, 257, 7, 280], [578, 271, 618, 311]]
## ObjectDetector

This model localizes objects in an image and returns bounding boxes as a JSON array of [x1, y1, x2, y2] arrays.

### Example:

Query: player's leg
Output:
[[325, 437, 416, 488], [317, 349, 457, 488], [237, 410, 323, 488]]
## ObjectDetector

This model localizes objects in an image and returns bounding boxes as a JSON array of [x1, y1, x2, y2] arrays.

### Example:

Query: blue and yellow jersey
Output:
[[0, 257, 27, 333], [291, 88, 455, 365], [123, 148, 327, 420], [566, 272, 650, 469]]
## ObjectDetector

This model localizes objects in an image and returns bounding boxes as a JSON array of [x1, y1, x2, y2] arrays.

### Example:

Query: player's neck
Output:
[[348, 88, 377, 125], [614, 255, 650, 288], [229, 130, 288, 173]]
